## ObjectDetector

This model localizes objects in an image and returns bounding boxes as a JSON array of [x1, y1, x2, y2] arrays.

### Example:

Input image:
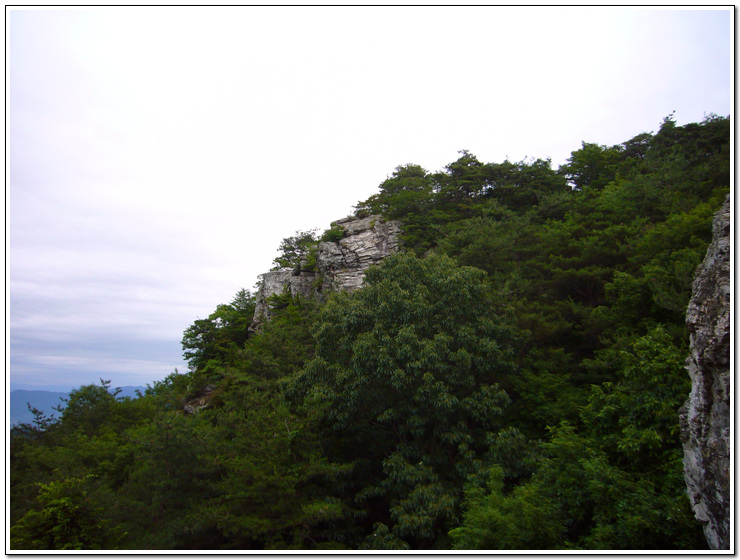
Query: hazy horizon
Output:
[[8, 6, 732, 391]]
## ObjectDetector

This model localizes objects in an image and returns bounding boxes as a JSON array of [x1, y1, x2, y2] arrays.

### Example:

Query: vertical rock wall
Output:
[[251, 215, 401, 329], [679, 194, 731, 550]]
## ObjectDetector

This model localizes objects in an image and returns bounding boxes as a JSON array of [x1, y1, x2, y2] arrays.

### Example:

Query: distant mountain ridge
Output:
[[9, 387, 146, 427]]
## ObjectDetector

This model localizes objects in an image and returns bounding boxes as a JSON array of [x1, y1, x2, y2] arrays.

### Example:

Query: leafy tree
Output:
[[234, 293, 318, 381], [438, 212, 539, 285], [57, 380, 120, 436], [10, 411, 63, 526], [178, 381, 347, 549], [272, 230, 319, 270], [181, 288, 256, 372], [108, 410, 224, 549], [449, 466, 565, 550], [355, 164, 436, 251], [142, 369, 192, 410], [530, 423, 705, 550], [356, 164, 433, 217], [287, 252, 521, 547], [559, 141, 623, 191], [13, 404, 60, 435], [581, 326, 692, 475], [435, 149, 487, 200], [10, 476, 121, 550], [481, 157, 569, 213]]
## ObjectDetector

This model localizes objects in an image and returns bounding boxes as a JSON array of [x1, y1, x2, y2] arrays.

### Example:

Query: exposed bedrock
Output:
[[251, 215, 401, 329], [679, 194, 731, 550]]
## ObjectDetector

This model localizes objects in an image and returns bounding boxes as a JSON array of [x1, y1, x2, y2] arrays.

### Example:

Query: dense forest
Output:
[[9, 114, 730, 550]]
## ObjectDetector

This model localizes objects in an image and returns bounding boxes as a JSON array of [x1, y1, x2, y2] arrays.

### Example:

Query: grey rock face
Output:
[[251, 215, 401, 329], [679, 195, 730, 550], [182, 383, 217, 414]]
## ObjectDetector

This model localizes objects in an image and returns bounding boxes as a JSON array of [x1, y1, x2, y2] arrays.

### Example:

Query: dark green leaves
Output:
[[272, 229, 320, 270], [287, 252, 520, 547], [182, 289, 255, 372]]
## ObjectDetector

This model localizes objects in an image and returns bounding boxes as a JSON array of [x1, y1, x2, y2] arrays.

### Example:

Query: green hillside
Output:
[[9, 114, 729, 550]]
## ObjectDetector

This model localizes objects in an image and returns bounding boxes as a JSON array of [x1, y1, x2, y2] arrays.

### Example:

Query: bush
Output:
[[320, 225, 346, 243]]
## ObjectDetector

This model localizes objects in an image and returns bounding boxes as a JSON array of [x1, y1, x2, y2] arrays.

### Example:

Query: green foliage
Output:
[[320, 224, 346, 243], [438, 211, 538, 284], [360, 522, 410, 550], [11, 114, 728, 550], [559, 141, 623, 191], [302, 244, 319, 272], [10, 476, 121, 550], [182, 288, 256, 372], [449, 466, 565, 550], [287, 252, 521, 547], [272, 229, 319, 270], [481, 157, 570, 213], [235, 294, 318, 380], [581, 326, 691, 472], [177, 382, 346, 549], [525, 423, 706, 550], [355, 164, 436, 251], [56, 380, 120, 436]]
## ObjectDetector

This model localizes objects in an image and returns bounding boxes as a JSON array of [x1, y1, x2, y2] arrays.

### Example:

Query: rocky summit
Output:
[[251, 214, 401, 329]]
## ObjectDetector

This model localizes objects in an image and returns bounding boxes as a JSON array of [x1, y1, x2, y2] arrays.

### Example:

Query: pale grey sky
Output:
[[7, 6, 732, 391]]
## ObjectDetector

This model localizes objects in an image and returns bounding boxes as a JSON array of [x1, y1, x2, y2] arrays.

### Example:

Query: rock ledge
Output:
[[251, 215, 401, 329]]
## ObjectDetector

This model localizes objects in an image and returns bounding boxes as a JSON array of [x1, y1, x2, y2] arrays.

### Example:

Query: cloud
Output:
[[7, 6, 731, 391], [11, 333, 184, 390]]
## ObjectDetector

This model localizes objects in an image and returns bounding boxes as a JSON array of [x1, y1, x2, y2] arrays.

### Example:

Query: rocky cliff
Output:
[[679, 195, 731, 550], [251, 215, 401, 329]]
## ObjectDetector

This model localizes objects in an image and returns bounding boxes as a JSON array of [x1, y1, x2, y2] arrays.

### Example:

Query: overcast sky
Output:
[[7, 6, 732, 391]]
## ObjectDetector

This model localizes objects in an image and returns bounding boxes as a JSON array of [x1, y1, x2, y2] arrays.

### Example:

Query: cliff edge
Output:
[[679, 194, 731, 550], [251, 215, 401, 329]]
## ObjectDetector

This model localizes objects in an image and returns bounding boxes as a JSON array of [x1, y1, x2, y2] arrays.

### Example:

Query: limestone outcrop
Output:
[[679, 194, 731, 550], [251, 215, 401, 329]]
